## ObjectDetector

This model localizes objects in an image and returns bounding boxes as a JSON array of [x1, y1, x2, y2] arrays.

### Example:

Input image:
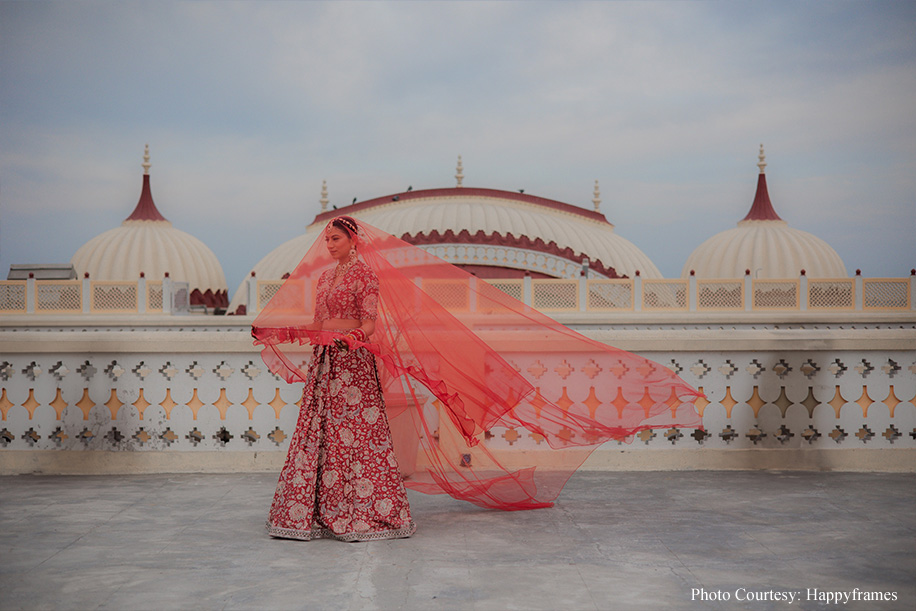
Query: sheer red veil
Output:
[[252, 218, 703, 511]]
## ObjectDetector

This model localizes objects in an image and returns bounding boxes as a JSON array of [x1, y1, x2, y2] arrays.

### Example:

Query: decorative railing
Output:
[[0, 276, 189, 315], [249, 273, 915, 315], [3, 273, 912, 316]]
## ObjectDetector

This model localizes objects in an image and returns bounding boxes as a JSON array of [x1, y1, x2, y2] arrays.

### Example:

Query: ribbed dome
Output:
[[682, 147, 847, 279], [229, 183, 660, 312], [71, 147, 228, 307]]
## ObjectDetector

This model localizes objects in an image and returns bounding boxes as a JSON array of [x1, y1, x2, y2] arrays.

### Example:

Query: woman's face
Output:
[[325, 226, 353, 262]]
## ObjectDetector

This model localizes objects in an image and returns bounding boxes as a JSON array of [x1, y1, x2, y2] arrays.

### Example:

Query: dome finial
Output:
[[741, 145, 782, 223], [455, 155, 464, 188], [592, 179, 601, 212], [320, 180, 329, 212], [125, 145, 168, 224]]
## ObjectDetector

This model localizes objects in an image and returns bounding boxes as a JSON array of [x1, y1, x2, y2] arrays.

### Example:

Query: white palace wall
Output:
[[1, 307, 914, 475]]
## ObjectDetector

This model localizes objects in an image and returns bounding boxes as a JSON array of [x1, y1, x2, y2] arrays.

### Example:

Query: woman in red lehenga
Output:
[[260, 216, 416, 541], [253, 215, 704, 537]]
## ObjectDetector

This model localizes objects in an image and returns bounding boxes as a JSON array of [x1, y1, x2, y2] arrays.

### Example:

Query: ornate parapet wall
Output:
[[1, 311, 913, 474], [7, 273, 911, 317]]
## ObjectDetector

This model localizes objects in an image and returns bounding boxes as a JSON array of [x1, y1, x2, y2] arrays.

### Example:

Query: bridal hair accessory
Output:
[[328, 215, 360, 238]]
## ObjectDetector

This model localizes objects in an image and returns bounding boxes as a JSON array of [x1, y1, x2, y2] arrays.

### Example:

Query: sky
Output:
[[2, 0, 914, 298]]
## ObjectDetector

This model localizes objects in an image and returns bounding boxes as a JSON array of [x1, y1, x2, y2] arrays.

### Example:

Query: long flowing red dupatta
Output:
[[252, 220, 703, 511]]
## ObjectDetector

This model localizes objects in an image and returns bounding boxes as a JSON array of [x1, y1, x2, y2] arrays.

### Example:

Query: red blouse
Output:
[[314, 259, 379, 323]]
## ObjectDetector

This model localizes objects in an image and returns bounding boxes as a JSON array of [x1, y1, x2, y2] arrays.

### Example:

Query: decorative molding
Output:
[[404, 229, 624, 278]]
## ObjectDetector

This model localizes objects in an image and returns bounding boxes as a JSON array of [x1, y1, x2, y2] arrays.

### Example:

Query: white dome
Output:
[[72, 150, 228, 306], [682, 220, 848, 279], [72, 220, 227, 292], [682, 148, 847, 279], [229, 187, 660, 311]]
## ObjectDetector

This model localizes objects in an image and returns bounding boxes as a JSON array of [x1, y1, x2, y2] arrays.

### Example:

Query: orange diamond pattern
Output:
[[720, 387, 738, 418], [241, 388, 260, 420], [583, 387, 601, 419], [746, 386, 766, 418], [159, 388, 178, 419], [21, 389, 40, 420], [76, 388, 95, 420], [828, 386, 847, 419], [132, 388, 151, 421], [104, 389, 123, 420], [49, 388, 68, 420], [213, 388, 233, 420], [185, 388, 205, 420], [855, 387, 874, 418], [556, 387, 574, 418], [883, 385, 901, 418], [268, 388, 287, 419], [611, 388, 630, 418], [0, 388, 14, 421]]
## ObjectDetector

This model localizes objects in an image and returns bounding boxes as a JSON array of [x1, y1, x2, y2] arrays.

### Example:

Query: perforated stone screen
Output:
[[753, 280, 799, 309], [488, 280, 523, 302], [422, 279, 470, 311], [587, 280, 632, 310], [532, 280, 578, 310], [864, 279, 910, 309], [0, 282, 26, 313], [697, 280, 743, 310], [643, 280, 687, 310], [35, 282, 81, 312], [146, 283, 163, 311], [92, 283, 138, 312], [808, 279, 854, 310]]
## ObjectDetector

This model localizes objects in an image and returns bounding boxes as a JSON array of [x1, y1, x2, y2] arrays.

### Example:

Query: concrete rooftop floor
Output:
[[0, 471, 913, 611]]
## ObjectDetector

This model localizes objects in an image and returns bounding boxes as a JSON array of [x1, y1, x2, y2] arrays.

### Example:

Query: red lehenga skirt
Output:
[[267, 344, 417, 542]]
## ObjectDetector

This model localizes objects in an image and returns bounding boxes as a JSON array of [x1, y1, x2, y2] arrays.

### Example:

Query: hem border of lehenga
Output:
[[266, 521, 417, 543]]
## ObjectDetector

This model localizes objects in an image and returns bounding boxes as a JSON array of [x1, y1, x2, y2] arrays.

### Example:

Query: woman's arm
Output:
[[337, 319, 374, 349], [355, 319, 375, 339]]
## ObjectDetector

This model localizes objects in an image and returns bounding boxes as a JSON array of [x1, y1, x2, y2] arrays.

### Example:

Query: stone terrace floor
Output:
[[0, 471, 913, 611]]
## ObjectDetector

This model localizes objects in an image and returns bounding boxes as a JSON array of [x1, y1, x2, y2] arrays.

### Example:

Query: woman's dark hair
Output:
[[331, 216, 359, 238]]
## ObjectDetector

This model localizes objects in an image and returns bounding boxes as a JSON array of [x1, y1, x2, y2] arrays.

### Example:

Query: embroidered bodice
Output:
[[314, 259, 379, 323]]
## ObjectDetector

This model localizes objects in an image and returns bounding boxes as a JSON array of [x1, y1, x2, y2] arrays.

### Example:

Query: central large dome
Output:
[[229, 177, 660, 312]]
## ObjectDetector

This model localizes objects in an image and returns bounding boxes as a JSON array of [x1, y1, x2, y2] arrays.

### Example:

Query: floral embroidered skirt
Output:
[[267, 344, 417, 542]]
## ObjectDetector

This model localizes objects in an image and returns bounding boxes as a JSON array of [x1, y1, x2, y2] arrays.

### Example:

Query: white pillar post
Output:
[[854, 270, 864, 311], [910, 270, 916, 311], [162, 273, 172, 315], [633, 271, 642, 312], [26, 274, 36, 314], [744, 270, 753, 312], [247, 272, 258, 315], [138, 273, 147, 314], [799, 270, 808, 311], [688, 271, 697, 312], [469, 276, 478, 313], [579, 274, 587, 312], [81, 273, 90, 313]]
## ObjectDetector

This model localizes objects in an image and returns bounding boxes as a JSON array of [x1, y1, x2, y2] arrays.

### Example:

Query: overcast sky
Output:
[[2, 0, 914, 295]]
